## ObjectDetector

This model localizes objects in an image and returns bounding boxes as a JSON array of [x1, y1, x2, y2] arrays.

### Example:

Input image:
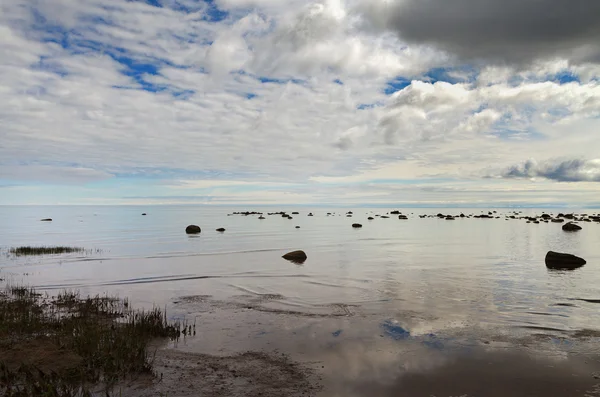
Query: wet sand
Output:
[[120, 293, 600, 396]]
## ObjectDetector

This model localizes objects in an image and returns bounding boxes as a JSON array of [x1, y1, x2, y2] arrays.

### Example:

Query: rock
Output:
[[142, 213, 147, 216], [352, 223, 363, 228], [346, 215, 352, 217], [185, 225, 201, 234], [380, 216, 389, 219], [258, 216, 265, 219], [216, 228, 226, 232], [562, 222, 582, 232], [308, 213, 314, 216], [564, 214, 575, 220], [368, 217, 374, 220], [390, 211, 401, 215], [445, 216, 455, 220], [551, 218, 565, 223], [40, 218, 52, 222], [545, 251, 586, 270], [292, 212, 299, 215], [282, 250, 307, 263], [398, 215, 408, 220], [347, 211, 353, 215], [460, 214, 465, 218], [288, 217, 293, 220], [295, 226, 300, 229], [437, 213, 445, 218], [541, 214, 551, 219]]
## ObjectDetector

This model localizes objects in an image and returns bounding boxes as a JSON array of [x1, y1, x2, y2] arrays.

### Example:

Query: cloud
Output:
[[498, 158, 600, 182], [364, 0, 600, 65], [1, 0, 600, 205]]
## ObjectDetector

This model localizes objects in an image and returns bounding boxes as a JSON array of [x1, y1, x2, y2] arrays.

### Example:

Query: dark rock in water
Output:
[[533, 221, 540, 224], [282, 250, 307, 263], [398, 215, 408, 220], [216, 228, 226, 232], [40, 218, 52, 222], [352, 223, 363, 228], [381, 216, 390, 219], [368, 217, 374, 220], [258, 216, 265, 219], [142, 213, 147, 216], [445, 216, 455, 220], [308, 213, 314, 216], [390, 211, 401, 215], [437, 213, 445, 218], [564, 214, 575, 220], [295, 226, 300, 229], [562, 222, 582, 232], [186, 225, 201, 234], [460, 213, 465, 218], [545, 251, 586, 270], [346, 214, 352, 217], [541, 214, 551, 219], [292, 212, 299, 215], [551, 218, 565, 223], [347, 211, 353, 214], [288, 216, 293, 220], [557, 213, 565, 218]]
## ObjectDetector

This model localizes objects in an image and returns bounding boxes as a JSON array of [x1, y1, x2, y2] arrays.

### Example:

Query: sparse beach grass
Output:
[[7, 246, 86, 256], [0, 284, 183, 396]]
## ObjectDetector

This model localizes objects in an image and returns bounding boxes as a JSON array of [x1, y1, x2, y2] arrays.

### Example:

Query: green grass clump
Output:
[[0, 286, 183, 396], [8, 247, 84, 256]]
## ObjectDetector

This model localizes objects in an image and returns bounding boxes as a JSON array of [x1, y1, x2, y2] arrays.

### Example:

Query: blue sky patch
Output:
[[384, 77, 411, 95]]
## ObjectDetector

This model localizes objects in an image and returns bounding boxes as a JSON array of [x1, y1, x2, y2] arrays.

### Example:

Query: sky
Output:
[[1, 0, 599, 207]]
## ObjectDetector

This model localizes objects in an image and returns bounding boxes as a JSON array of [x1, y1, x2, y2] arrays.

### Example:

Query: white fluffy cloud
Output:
[[1, 0, 599, 205]]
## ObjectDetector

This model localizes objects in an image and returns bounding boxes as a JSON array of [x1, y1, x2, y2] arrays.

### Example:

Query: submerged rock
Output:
[[551, 218, 565, 223], [216, 228, 226, 232], [142, 213, 147, 216], [40, 218, 52, 222], [282, 250, 307, 263], [308, 213, 314, 216], [352, 223, 363, 228], [398, 215, 408, 220], [562, 222, 582, 232], [185, 225, 201, 234], [368, 217, 374, 220], [545, 251, 586, 270], [258, 216, 265, 219], [380, 216, 390, 219], [295, 226, 300, 229]]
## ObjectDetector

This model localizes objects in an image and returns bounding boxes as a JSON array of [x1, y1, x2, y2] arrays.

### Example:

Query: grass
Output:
[[0, 285, 184, 396], [8, 247, 86, 257]]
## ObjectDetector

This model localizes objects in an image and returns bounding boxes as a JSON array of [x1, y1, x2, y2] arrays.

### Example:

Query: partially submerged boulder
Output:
[[40, 218, 52, 222], [216, 228, 226, 232], [185, 225, 201, 234], [545, 251, 586, 270], [352, 223, 363, 228], [562, 222, 582, 232], [282, 250, 307, 263]]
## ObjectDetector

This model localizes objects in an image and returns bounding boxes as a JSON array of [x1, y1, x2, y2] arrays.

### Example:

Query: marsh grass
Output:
[[8, 246, 86, 256], [0, 285, 182, 396]]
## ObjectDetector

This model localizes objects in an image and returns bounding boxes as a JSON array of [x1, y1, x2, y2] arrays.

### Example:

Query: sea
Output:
[[2, 205, 600, 396]]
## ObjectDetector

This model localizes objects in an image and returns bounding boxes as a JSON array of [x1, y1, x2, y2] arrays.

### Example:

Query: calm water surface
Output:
[[1, 205, 600, 332]]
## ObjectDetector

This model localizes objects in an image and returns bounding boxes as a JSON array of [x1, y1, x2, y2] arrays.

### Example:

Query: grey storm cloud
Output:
[[373, 0, 600, 65], [500, 159, 600, 182]]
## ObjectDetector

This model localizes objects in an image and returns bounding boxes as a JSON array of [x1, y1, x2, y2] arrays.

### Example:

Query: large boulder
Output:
[[185, 225, 201, 234], [545, 251, 586, 270], [282, 250, 307, 263], [562, 222, 582, 232]]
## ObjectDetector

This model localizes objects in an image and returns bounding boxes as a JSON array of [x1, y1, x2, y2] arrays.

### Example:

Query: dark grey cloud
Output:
[[499, 158, 600, 182], [374, 0, 600, 65]]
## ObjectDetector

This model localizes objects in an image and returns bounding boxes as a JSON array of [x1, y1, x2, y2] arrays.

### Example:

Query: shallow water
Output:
[[2, 205, 600, 395]]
